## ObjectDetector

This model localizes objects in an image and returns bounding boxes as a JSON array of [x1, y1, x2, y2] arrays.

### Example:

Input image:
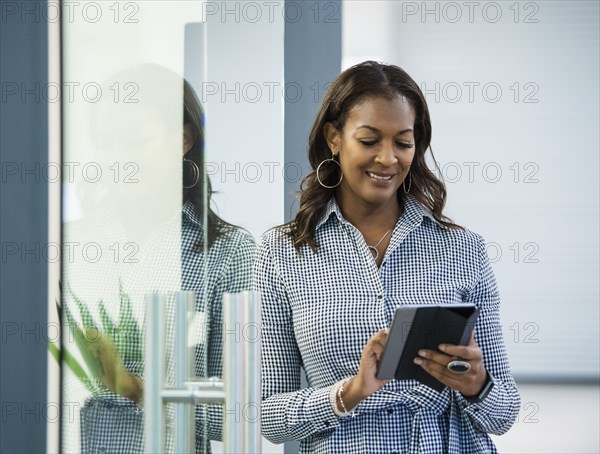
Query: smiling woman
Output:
[[289, 62, 458, 260], [253, 60, 521, 453]]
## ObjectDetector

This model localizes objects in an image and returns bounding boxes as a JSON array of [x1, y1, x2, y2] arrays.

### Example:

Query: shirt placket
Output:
[[381, 216, 424, 325], [340, 221, 388, 333]]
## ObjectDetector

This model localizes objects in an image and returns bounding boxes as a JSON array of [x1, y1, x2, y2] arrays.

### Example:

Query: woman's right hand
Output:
[[338, 329, 390, 411], [76, 327, 142, 403]]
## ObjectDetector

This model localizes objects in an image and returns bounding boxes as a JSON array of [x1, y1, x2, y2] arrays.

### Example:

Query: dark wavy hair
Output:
[[182, 78, 238, 249], [289, 60, 460, 251]]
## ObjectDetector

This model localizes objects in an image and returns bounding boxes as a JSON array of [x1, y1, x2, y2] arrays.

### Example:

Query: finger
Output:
[[361, 340, 383, 365], [415, 356, 485, 394], [373, 329, 389, 342], [371, 338, 388, 351], [469, 330, 476, 346], [414, 357, 466, 388], [369, 330, 389, 348], [416, 349, 453, 367], [438, 343, 482, 361], [370, 343, 385, 359]]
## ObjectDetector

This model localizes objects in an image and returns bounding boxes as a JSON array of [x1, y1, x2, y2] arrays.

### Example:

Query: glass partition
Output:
[[57, 1, 281, 452]]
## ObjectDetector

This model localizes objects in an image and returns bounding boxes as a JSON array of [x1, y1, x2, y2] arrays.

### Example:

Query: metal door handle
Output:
[[144, 291, 261, 453]]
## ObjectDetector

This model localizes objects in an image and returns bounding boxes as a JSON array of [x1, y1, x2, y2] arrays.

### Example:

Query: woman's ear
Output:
[[183, 123, 196, 155], [323, 122, 341, 156]]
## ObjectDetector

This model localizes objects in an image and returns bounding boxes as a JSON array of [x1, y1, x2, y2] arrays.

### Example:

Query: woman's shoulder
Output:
[[408, 196, 485, 247], [256, 224, 303, 262], [204, 227, 256, 280], [259, 224, 293, 246], [424, 220, 488, 261], [215, 225, 256, 252], [442, 223, 486, 243]]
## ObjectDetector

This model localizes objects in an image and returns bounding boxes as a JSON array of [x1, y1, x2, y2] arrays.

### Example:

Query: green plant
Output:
[[49, 280, 143, 395]]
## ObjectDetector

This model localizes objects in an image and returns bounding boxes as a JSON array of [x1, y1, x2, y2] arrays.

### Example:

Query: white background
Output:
[[343, 1, 599, 452]]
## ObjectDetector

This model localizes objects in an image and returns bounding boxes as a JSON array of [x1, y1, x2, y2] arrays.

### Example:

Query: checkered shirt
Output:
[[72, 201, 255, 453], [253, 195, 520, 454]]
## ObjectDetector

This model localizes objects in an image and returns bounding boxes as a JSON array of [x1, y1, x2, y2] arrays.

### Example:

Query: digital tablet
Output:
[[376, 304, 479, 391]]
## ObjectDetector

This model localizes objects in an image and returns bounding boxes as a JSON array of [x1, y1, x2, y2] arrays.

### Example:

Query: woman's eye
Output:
[[359, 139, 378, 146], [396, 141, 414, 148]]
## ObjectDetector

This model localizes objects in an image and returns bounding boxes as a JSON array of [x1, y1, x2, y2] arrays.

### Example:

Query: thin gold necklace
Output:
[[367, 227, 394, 260]]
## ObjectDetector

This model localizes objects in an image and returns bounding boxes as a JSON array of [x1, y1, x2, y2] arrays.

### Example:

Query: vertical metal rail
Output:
[[174, 291, 194, 454], [242, 291, 261, 452], [223, 291, 262, 453], [145, 291, 261, 453], [144, 293, 166, 453]]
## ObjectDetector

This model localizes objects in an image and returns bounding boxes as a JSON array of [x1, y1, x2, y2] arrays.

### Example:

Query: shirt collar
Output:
[[315, 197, 346, 230], [182, 199, 205, 230], [315, 195, 441, 232]]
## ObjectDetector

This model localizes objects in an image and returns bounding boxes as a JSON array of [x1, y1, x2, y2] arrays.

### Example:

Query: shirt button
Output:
[[473, 407, 480, 412], [387, 408, 394, 415], [324, 421, 330, 427], [377, 294, 384, 300]]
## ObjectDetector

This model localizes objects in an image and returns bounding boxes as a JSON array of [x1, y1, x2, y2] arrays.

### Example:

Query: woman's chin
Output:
[[361, 193, 400, 209]]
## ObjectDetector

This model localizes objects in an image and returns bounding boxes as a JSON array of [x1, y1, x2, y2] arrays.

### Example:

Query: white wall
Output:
[[343, 0, 599, 381], [205, 6, 285, 240], [206, 8, 285, 454], [490, 383, 599, 453], [343, 1, 599, 452]]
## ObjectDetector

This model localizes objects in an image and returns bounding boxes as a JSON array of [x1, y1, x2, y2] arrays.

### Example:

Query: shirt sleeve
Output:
[[253, 235, 341, 444], [455, 233, 521, 435]]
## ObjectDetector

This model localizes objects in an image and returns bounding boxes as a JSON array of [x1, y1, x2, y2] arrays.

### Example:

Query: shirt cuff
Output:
[[305, 385, 343, 432], [454, 373, 500, 415]]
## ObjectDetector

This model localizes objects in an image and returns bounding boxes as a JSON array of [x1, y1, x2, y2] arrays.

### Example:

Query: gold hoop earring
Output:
[[403, 172, 412, 194], [316, 153, 343, 188], [184, 158, 200, 189]]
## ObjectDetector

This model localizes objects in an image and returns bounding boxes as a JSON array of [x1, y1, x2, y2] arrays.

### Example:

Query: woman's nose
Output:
[[375, 141, 397, 167]]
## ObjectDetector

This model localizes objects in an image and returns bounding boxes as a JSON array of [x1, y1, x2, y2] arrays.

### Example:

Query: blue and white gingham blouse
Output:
[[253, 195, 520, 454]]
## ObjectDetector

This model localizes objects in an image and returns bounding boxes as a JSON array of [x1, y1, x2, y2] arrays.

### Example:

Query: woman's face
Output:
[[325, 95, 416, 213]]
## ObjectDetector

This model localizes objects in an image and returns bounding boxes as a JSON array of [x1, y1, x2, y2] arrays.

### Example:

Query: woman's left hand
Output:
[[413, 331, 488, 398]]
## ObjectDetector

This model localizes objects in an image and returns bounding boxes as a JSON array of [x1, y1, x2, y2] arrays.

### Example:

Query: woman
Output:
[[253, 61, 520, 453], [62, 64, 255, 453]]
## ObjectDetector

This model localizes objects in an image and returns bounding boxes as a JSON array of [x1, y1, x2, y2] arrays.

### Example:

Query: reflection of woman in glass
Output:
[[254, 61, 520, 453], [63, 64, 255, 453]]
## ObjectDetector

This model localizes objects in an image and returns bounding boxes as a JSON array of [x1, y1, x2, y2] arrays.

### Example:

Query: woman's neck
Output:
[[335, 194, 402, 232]]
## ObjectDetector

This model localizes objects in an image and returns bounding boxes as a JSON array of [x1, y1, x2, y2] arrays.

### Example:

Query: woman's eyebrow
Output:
[[356, 125, 414, 135]]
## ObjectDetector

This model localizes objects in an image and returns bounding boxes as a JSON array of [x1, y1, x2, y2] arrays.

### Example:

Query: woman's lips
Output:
[[366, 171, 394, 182]]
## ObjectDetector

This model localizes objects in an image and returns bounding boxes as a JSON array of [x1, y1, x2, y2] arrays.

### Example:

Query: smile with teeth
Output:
[[367, 171, 394, 181]]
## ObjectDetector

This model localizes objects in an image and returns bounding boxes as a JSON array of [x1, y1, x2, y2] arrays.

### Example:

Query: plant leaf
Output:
[[71, 326, 105, 378], [48, 341, 95, 393], [48, 341, 60, 363], [117, 280, 143, 363], [68, 284, 98, 332], [98, 300, 115, 339]]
